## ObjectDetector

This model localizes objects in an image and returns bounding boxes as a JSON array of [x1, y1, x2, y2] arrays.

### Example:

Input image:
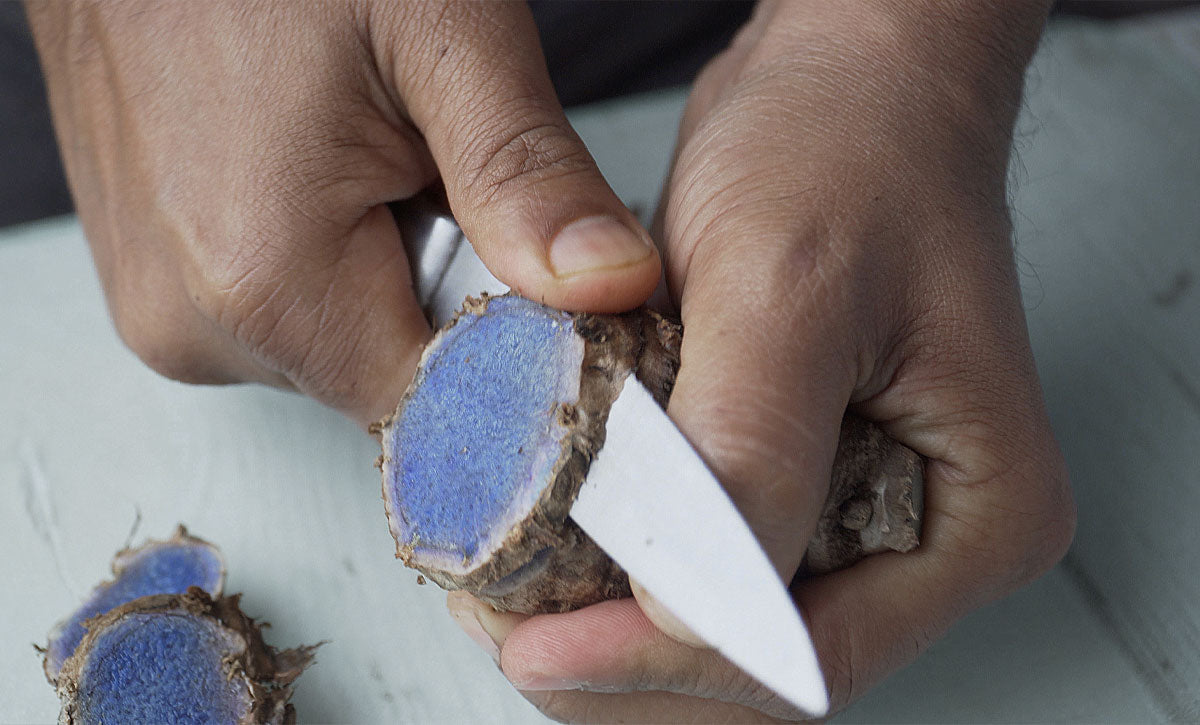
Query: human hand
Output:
[[448, 1, 1075, 720], [26, 0, 660, 427]]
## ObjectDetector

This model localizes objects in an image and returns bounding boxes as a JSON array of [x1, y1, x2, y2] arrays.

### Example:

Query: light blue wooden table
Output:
[[3, 12, 1197, 723]]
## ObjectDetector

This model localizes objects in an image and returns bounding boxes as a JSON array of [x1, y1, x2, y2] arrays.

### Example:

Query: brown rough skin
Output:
[[56, 589, 317, 725], [802, 416, 924, 575], [378, 295, 924, 614]]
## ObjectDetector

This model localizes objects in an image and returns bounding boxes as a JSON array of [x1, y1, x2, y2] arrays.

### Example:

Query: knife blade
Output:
[[391, 193, 829, 716], [574, 375, 829, 715]]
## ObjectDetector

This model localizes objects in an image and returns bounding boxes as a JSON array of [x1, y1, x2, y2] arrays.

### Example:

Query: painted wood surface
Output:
[[1010, 13, 1200, 722], [3, 12, 1196, 723]]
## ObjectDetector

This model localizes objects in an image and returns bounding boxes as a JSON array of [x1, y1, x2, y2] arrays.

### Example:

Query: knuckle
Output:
[[1011, 449, 1076, 576], [184, 251, 316, 387], [183, 225, 302, 359], [941, 439, 1076, 592], [454, 118, 594, 206], [980, 431, 1076, 576], [109, 283, 206, 384]]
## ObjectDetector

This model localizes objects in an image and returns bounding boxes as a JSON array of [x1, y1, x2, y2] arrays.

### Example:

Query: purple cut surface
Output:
[[386, 295, 584, 574], [69, 611, 251, 724], [44, 532, 223, 681]]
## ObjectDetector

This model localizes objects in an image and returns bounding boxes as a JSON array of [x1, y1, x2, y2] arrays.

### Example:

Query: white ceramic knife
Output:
[[394, 195, 829, 716]]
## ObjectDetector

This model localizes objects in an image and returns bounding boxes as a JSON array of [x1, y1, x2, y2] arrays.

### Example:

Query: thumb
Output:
[[382, 3, 660, 312]]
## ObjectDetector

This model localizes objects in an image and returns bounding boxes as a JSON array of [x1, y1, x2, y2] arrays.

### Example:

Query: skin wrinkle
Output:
[[928, 501, 1050, 598], [659, 653, 767, 716], [500, 165, 636, 248], [221, 280, 308, 366], [297, 321, 371, 404], [677, 89, 825, 167], [392, 3, 531, 129], [259, 146, 381, 223], [826, 601, 858, 706], [207, 211, 346, 296], [351, 27, 416, 135], [716, 668, 782, 720], [221, 199, 341, 283], [442, 78, 565, 154], [593, 623, 788, 718], [214, 228, 396, 399], [681, 232, 847, 365], [666, 87, 953, 317], [292, 275, 354, 380], [364, 1, 427, 103], [247, 98, 396, 193], [453, 121, 596, 212], [891, 364, 1028, 464], [244, 77, 414, 224], [676, 229, 854, 453], [705, 39, 1011, 203], [664, 161, 828, 300], [397, 2, 481, 103], [670, 200, 814, 302]]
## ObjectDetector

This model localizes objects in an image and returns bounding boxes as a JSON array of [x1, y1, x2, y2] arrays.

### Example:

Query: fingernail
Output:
[[549, 216, 652, 278], [448, 598, 500, 664]]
